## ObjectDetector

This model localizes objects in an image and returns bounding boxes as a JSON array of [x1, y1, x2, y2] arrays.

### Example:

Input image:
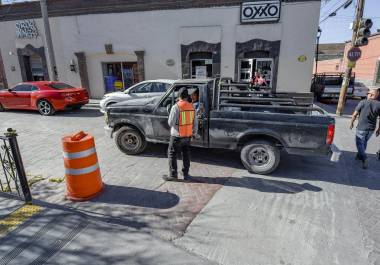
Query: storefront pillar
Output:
[[134, 50, 145, 82], [0, 50, 8, 89], [75, 52, 91, 97]]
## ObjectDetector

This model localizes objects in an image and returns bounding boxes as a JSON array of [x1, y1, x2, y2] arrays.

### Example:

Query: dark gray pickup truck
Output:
[[105, 78, 336, 174]]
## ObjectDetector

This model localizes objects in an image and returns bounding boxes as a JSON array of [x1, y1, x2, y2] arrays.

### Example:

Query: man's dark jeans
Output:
[[356, 129, 374, 161], [168, 136, 191, 178]]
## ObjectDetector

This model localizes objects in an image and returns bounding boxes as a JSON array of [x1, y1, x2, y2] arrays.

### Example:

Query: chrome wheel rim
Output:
[[121, 133, 139, 150], [250, 147, 269, 166], [38, 101, 51, 115]]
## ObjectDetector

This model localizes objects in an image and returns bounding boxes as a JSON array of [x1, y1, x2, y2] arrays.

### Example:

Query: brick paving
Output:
[[0, 107, 242, 240]]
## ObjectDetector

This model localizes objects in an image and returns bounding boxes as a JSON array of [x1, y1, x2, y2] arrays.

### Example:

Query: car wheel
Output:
[[240, 140, 280, 175], [115, 126, 147, 155], [37, 99, 55, 116]]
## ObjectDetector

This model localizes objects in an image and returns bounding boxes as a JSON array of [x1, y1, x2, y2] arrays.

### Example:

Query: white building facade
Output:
[[0, 0, 321, 98]]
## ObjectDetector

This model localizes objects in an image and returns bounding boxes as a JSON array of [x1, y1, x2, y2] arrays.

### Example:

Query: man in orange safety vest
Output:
[[163, 87, 198, 181]]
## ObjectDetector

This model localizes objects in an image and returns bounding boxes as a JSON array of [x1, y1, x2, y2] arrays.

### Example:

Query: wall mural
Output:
[[16, 20, 39, 39]]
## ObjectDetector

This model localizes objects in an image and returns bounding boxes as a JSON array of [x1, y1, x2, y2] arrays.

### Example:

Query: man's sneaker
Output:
[[162, 175, 178, 181], [182, 173, 191, 181], [355, 153, 361, 161], [362, 160, 368, 169], [377, 151, 380, 161]]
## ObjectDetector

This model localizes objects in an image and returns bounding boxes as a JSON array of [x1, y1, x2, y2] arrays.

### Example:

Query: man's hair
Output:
[[193, 89, 199, 97], [178, 87, 189, 99]]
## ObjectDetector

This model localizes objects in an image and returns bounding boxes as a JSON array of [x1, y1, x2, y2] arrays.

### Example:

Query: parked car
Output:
[[105, 78, 337, 175], [0, 81, 89, 115], [99, 79, 175, 113]]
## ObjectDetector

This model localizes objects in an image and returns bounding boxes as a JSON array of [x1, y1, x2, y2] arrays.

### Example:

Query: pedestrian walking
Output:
[[163, 88, 198, 181], [349, 88, 380, 169]]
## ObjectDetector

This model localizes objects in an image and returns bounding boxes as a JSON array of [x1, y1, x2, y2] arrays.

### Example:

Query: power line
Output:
[[319, 0, 355, 24]]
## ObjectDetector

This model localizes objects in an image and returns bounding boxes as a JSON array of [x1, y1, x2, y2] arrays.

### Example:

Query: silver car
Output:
[[99, 79, 175, 113]]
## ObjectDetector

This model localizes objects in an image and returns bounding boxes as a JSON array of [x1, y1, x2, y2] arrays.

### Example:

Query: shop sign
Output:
[[298, 55, 307, 62], [16, 20, 39, 39], [241, 1, 281, 24], [195, 66, 207, 79]]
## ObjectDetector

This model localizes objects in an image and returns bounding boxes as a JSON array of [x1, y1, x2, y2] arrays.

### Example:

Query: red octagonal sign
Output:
[[347, 47, 362, 62]]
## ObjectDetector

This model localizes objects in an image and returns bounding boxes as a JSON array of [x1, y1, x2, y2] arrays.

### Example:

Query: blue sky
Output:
[[319, 0, 380, 43], [2, 0, 379, 44]]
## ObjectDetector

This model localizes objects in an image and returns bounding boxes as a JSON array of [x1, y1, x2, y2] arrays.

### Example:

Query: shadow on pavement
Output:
[[316, 99, 359, 116], [184, 176, 322, 194], [54, 108, 103, 118], [1, 108, 103, 118], [139, 143, 243, 169], [272, 151, 380, 190], [92, 184, 180, 209]]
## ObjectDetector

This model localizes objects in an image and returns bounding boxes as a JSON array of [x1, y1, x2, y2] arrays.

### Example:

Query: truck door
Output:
[[152, 84, 208, 147]]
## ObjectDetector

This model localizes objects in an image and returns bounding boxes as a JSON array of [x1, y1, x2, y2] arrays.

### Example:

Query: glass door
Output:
[[190, 59, 213, 79]]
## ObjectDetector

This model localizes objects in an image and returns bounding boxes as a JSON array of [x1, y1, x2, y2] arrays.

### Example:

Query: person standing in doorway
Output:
[[349, 88, 380, 169], [163, 88, 198, 181]]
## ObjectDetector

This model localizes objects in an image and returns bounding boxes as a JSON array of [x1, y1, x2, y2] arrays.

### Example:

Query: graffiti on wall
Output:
[[16, 20, 39, 39]]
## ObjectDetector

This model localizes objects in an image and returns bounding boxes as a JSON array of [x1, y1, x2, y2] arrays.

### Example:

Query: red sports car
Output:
[[0, 81, 89, 115]]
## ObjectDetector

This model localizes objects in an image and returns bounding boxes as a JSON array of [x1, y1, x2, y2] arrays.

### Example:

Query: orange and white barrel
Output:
[[62, 131, 103, 201]]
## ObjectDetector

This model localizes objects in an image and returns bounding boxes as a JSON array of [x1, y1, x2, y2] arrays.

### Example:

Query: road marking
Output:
[[0, 204, 42, 236]]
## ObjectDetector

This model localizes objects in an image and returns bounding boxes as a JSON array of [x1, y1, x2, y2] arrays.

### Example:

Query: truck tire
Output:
[[240, 140, 280, 175], [115, 126, 147, 155]]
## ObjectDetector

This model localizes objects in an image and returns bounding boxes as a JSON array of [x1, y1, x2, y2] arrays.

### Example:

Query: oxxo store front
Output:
[[0, 0, 320, 98]]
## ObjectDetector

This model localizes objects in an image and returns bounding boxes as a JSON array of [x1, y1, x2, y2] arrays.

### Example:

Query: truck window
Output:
[[159, 84, 204, 108]]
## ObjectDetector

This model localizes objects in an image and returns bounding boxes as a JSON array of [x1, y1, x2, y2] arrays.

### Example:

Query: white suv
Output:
[[99, 79, 175, 113]]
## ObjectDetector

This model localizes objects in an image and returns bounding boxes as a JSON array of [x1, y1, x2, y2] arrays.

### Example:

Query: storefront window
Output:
[[238, 58, 273, 87], [189, 52, 213, 79], [102, 62, 138, 93]]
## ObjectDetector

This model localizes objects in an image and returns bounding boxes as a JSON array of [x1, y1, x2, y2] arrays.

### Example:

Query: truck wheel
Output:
[[115, 127, 147, 155], [240, 140, 280, 175]]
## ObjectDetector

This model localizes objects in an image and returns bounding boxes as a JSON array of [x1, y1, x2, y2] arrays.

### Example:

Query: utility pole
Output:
[[336, 0, 365, 115], [40, 0, 58, 81]]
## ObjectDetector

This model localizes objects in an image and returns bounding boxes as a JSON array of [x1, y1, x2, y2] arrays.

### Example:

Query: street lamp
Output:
[[315, 27, 322, 74]]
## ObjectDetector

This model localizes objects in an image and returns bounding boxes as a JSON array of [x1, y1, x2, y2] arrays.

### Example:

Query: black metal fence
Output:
[[0, 128, 32, 203]]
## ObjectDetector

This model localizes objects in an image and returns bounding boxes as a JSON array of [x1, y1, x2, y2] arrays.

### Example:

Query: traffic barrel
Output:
[[62, 131, 104, 201]]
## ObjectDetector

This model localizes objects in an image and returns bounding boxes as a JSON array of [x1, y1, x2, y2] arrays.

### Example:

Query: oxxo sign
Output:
[[241, 0, 281, 24]]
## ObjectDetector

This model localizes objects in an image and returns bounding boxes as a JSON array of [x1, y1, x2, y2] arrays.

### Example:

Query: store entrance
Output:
[[238, 58, 273, 87], [102, 62, 138, 93], [190, 52, 213, 79], [22, 54, 45, 81]]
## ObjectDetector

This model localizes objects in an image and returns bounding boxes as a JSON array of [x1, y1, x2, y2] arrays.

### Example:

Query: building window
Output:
[[238, 58, 273, 87], [102, 62, 138, 93], [190, 52, 213, 79]]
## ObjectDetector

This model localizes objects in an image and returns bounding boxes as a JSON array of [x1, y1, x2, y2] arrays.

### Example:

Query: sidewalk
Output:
[[0, 195, 213, 265]]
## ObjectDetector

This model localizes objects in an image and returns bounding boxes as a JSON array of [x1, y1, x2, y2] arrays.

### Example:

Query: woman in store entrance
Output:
[[250, 71, 267, 90]]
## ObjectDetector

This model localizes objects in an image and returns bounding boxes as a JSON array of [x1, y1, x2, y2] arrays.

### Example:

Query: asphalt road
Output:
[[0, 101, 379, 265]]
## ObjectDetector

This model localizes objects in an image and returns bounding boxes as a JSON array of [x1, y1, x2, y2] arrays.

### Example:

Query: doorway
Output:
[[238, 58, 273, 87], [190, 52, 213, 79], [23, 54, 44, 81]]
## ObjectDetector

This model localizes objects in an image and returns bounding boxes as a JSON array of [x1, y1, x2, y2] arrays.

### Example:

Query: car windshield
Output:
[[48, 83, 75, 90]]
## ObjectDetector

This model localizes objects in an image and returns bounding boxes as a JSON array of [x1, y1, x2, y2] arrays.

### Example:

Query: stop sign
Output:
[[347, 47, 362, 61]]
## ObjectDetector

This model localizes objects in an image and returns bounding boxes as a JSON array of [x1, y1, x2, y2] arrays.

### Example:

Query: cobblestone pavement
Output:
[[0, 107, 241, 240]]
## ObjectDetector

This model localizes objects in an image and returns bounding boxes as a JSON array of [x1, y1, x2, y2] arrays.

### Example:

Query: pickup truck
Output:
[[105, 78, 336, 174]]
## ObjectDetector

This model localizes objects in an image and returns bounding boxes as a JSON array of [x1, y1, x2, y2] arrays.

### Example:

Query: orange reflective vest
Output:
[[177, 100, 195, 137]]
